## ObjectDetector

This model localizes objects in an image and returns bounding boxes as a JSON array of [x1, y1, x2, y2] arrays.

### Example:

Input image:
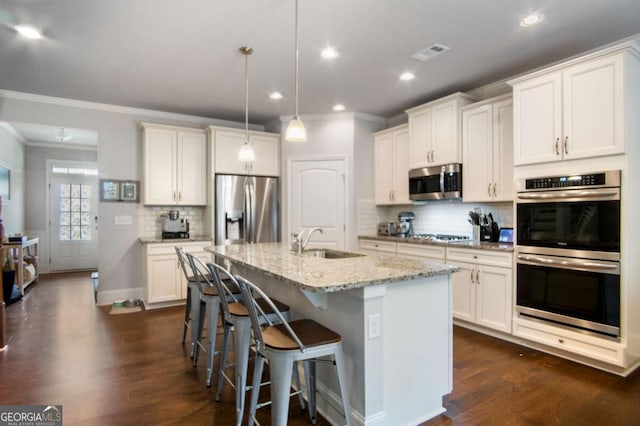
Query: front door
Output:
[[49, 169, 98, 271], [289, 158, 346, 250]]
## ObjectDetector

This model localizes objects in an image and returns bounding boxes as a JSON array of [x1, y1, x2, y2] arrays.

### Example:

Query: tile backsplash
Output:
[[358, 199, 513, 238], [139, 206, 206, 238]]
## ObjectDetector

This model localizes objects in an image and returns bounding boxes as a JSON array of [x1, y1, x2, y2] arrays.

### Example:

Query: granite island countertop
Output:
[[206, 242, 459, 293], [138, 236, 213, 244]]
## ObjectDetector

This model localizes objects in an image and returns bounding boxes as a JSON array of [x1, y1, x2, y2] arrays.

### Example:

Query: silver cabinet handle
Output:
[[488, 183, 492, 196], [493, 182, 498, 197], [475, 270, 480, 284], [555, 137, 560, 155], [470, 269, 474, 283], [564, 136, 569, 155], [178, 191, 182, 202]]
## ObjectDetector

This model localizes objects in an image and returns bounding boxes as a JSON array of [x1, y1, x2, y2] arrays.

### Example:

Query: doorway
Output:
[[288, 157, 347, 249], [47, 160, 98, 271]]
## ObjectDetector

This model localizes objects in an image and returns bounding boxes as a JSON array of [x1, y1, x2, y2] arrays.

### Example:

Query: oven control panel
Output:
[[525, 172, 607, 190]]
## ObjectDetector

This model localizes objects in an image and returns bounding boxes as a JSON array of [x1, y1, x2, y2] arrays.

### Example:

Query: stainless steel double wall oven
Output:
[[515, 170, 621, 339]]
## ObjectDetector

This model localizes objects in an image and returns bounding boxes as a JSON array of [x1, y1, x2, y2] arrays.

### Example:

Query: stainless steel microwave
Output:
[[409, 163, 462, 201]]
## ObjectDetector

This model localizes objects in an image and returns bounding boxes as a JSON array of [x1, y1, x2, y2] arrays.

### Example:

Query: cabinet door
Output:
[[392, 128, 411, 204], [250, 133, 280, 176], [462, 104, 493, 202], [177, 131, 207, 205], [147, 254, 182, 303], [431, 99, 461, 165], [144, 127, 177, 204], [563, 54, 624, 159], [374, 133, 394, 204], [513, 72, 562, 165], [475, 265, 512, 333], [214, 129, 248, 175], [408, 107, 431, 169], [450, 261, 476, 322], [492, 99, 514, 201]]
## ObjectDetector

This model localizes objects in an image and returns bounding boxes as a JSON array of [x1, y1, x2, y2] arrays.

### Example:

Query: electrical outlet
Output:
[[368, 313, 381, 339]]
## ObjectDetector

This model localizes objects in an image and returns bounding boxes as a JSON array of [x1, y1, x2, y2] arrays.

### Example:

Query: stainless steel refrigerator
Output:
[[215, 174, 279, 245]]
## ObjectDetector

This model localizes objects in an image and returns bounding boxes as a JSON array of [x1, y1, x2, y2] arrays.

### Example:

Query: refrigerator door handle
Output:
[[244, 179, 251, 243]]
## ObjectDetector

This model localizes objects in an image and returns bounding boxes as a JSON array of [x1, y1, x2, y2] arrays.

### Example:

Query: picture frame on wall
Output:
[[100, 179, 120, 201], [0, 161, 11, 204], [120, 181, 138, 202]]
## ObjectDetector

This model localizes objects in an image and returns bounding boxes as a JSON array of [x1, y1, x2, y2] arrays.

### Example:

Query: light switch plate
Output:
[[368, 313, 382, 339]]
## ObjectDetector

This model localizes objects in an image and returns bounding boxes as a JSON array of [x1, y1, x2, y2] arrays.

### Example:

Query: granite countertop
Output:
[[139, 236, 213, 244], [206, 242, 459, 293], [358, 235, 514, 252]]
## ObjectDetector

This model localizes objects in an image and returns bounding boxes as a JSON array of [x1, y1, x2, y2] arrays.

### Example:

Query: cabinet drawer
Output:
[[446, 247, 513, 268], [397, 243, 445, 262], [514, 318, 623, 365], [359, 239, 397, 254], [146, 242, 211, 256]]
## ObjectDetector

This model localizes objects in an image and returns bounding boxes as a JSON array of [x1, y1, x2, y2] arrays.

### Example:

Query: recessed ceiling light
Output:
[[269, 91, 283, 100], [399, 72, 415, 81], [15, 25, 43, 39], [321, 47, 339, 60], [333, 104, 346, 112], [520, 13, 542, 27]]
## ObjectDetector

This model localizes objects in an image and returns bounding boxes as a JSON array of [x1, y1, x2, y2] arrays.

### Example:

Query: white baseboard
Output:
[[97, 287, 144, 306]]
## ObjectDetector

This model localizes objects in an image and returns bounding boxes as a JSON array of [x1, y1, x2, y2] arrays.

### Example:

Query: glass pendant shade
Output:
[[285, 116, 307, 142], [238, 141, 255, 161]]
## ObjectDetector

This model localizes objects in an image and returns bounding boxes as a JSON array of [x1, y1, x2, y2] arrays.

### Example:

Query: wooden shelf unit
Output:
[[3, 237, 39, 296]]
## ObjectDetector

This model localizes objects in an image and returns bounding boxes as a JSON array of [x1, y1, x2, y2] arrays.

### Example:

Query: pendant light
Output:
[[238, 46, 256, 162], [57, 127, 72, 142], [285, 0, 307, 142]]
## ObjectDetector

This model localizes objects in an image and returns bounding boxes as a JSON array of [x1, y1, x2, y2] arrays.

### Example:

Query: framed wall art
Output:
[[0, 161, 11, 204], [99, 179, 140, 202]]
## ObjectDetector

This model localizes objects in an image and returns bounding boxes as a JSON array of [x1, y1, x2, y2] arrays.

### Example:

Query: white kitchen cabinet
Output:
[[511, 48, 632, 165], [407, 92, 476, 169], [446, 247, 513, 334], [396, 242, 445, 262], [210, 127, 280, 176], [142, 123, 207, 205], [373, 125, 410, 205], [144, 241, 211, 305], [462, 95, 513, 202], [358, 238, 397, 256]]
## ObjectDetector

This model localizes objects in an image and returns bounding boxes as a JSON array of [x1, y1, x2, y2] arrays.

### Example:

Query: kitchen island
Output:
[[206, 242, 459, 426]]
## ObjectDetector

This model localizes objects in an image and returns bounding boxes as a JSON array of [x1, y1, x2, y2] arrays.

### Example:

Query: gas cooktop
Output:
[[408, 233, 470, 242]]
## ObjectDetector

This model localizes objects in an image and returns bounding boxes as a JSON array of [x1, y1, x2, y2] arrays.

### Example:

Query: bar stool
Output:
[[175, 247, 198, 352], [207, 261, 305, 426], [236, 276, 352, 426], [185, 252, 239, 387]]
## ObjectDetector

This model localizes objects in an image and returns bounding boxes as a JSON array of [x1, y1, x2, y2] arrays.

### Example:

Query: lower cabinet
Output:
[[396, 243, 445, 262], [144, 241, 211, 305], [358, 238, 397, 256], [446, 247, 513, 334]]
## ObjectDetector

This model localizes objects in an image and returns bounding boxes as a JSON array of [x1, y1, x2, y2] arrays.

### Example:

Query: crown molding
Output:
[[0, 122, 27, 143], [24, 140, 98, 151], [279, 111, 387, 124], [0, 89, 251, 129]]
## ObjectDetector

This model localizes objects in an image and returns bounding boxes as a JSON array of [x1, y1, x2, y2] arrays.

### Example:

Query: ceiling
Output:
[[1, 0, 640, 126]]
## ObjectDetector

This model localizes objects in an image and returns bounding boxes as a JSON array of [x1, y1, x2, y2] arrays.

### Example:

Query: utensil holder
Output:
[[473, 225, 480, 243]]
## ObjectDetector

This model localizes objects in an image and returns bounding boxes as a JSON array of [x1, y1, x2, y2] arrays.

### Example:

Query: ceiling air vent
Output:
[[410, 43, 450, 62]]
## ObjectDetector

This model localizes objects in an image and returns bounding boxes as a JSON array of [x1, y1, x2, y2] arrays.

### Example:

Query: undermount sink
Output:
[[303, 248, 365, 259]]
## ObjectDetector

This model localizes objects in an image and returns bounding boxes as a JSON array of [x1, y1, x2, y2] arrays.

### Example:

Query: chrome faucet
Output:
[[291, 227, 324, 255]]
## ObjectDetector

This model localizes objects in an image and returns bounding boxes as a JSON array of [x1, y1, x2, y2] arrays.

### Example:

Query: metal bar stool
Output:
[[175, 247, 197, 352], [207, 261, 304, 426], [185, 252, 239, 386], [236, 275, 352, 426]]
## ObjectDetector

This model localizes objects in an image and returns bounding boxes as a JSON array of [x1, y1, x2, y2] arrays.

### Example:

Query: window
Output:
[[59, 184, 92, 241]]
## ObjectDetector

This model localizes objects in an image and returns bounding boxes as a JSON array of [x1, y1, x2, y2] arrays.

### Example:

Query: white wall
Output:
[[0, 125, 25, 236], [0, 91, 252, 304]]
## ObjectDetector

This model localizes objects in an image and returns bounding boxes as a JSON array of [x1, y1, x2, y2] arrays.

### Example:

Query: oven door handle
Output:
[[517, 254, 620, 274], [516, 190, 619, 201]]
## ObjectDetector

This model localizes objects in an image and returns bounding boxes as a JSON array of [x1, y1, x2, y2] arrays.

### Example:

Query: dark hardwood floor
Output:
[[1, 272, 639, 425]]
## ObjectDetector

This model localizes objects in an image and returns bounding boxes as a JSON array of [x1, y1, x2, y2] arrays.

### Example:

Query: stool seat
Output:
[[263, 319, 341, 350], [227, 298, 289, 317], [201, 279, 239, 297]]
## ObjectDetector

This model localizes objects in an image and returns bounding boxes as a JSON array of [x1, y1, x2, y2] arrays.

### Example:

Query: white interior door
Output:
[[49, 171, 98, 271], [289, 158, 346, 250]]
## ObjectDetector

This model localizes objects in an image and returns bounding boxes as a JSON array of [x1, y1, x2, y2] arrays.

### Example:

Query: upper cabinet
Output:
[[462, 95, 513, 202], [510, 43, 639, 165], [142, 123, 207, 206], [209, 127, 280, 176], [374, 125, 411, 205], [407, 92, 477, 169]]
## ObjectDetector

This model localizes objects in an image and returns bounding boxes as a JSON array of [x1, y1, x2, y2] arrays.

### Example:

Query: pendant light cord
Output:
[[294, 0, 299, 117], [245, 51, 249, 139]]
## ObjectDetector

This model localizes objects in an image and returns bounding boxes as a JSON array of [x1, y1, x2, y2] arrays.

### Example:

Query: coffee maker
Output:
[[397, 211, 415, 238], [161, 210, 190, 239]]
